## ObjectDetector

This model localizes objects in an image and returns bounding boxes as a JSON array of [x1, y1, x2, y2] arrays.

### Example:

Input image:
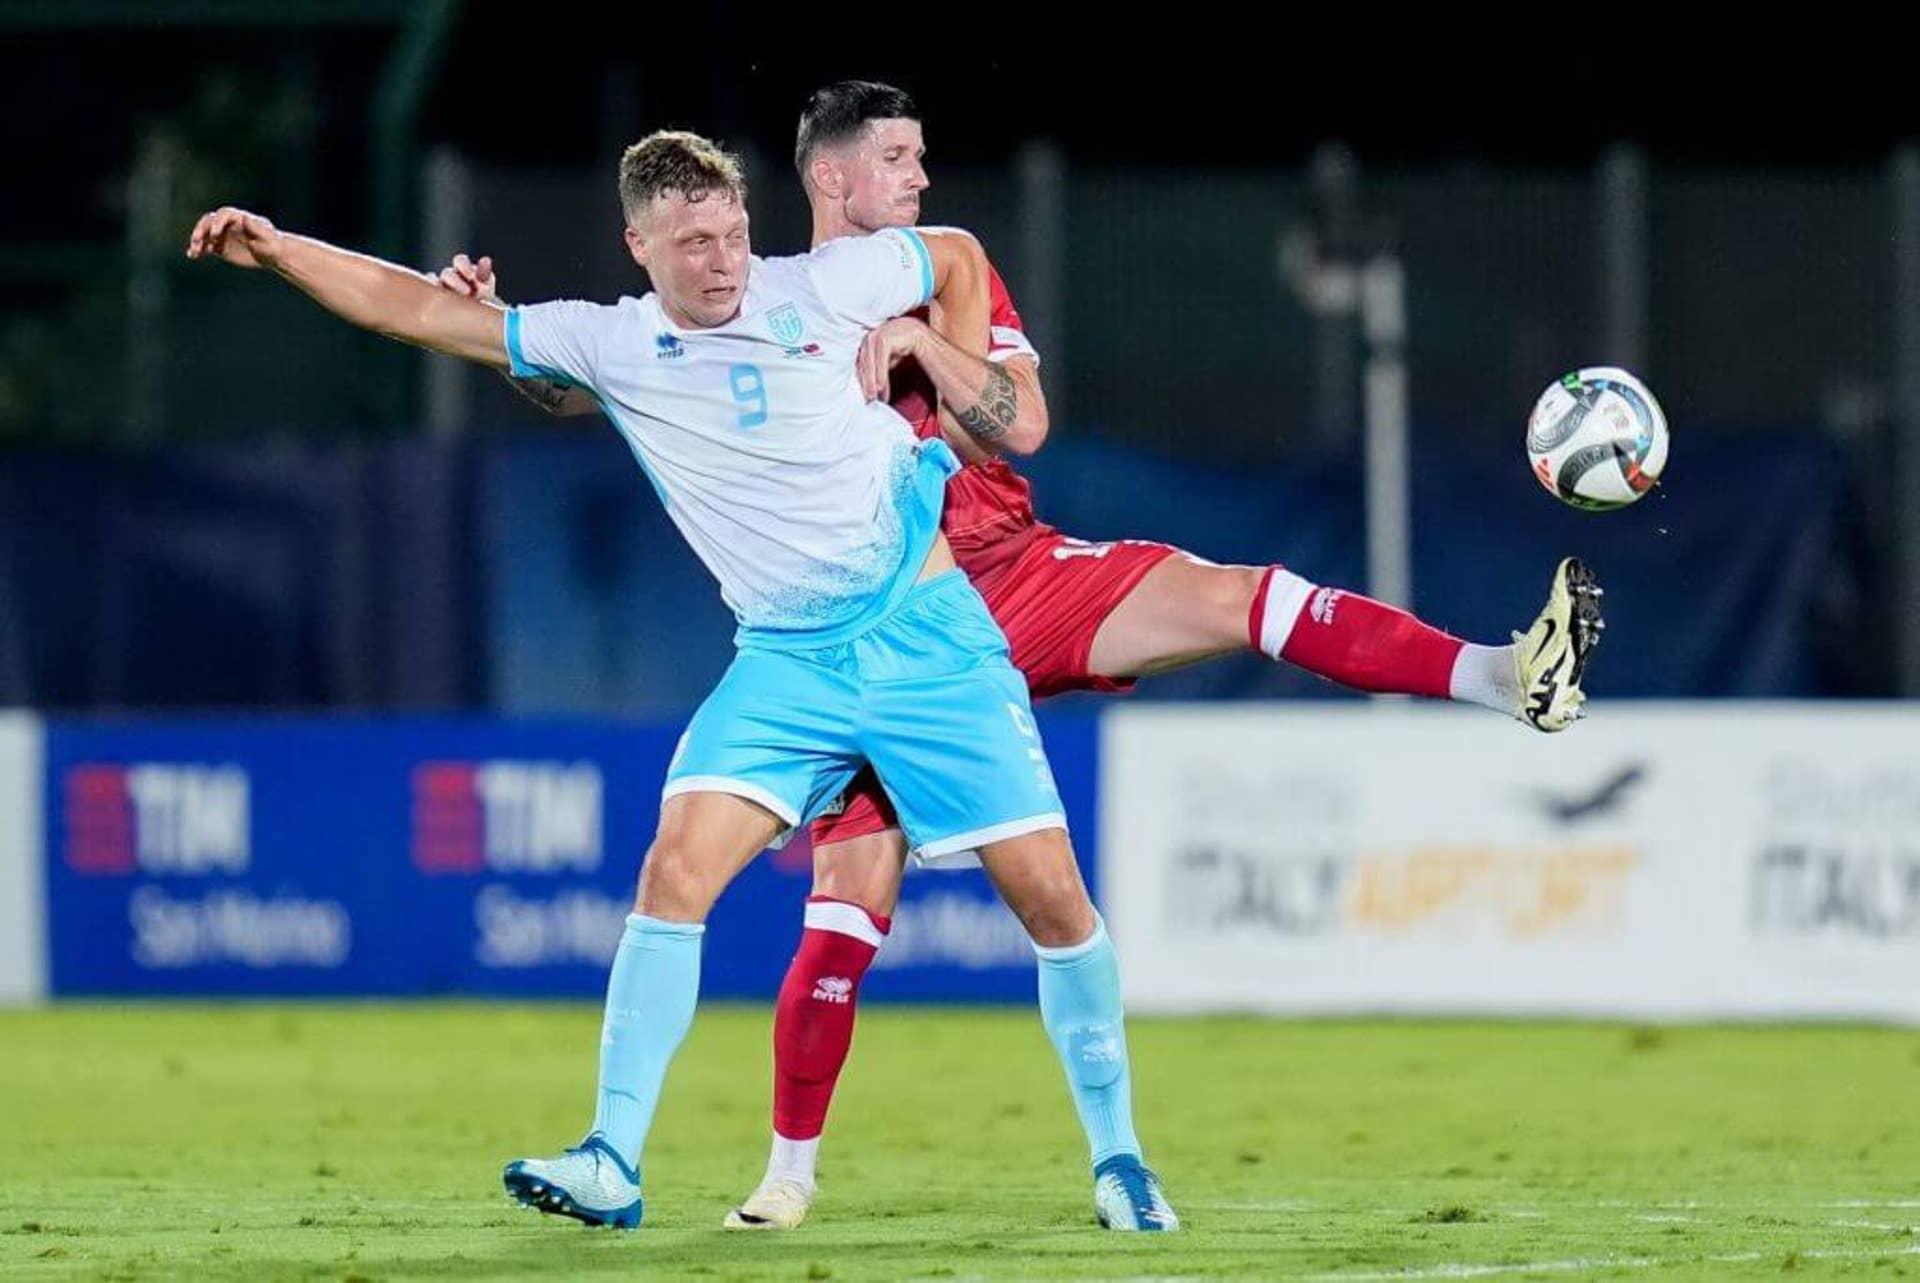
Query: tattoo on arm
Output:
[[503, 372, 573, 415], [955, 364, 1017, 444]]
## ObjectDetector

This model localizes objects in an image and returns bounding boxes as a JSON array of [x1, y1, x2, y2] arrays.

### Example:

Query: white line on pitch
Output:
[[1311, 1242, 1920, 1281]]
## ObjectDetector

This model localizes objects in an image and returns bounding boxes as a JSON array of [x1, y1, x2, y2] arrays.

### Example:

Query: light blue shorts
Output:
[[663, 571, 1065, 860]]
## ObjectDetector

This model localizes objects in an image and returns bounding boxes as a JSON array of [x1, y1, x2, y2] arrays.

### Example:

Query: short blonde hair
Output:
[[618, 130, 747, 225]]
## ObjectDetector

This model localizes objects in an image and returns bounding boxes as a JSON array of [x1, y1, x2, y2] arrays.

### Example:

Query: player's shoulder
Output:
[[800, 227, 924, 272], [523, 294, 652, 324], [746, 251, 831, 313], [912, 224, 979, 245], [595, 294, 661, 343]]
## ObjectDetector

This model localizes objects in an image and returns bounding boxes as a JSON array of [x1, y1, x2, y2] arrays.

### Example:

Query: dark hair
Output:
[[794, 80, 921, 181], [619, 130, 747, 225]]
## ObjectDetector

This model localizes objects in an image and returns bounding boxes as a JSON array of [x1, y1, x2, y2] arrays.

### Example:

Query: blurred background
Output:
[[0, 9, 1914, 1016]]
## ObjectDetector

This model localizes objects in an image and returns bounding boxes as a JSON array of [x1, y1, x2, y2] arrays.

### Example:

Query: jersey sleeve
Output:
[[505, 300, 613, 389], [808, 227, 937, 329], [984, 263, 1040, 368]]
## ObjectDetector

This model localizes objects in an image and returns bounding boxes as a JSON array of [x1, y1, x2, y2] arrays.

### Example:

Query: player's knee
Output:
[[1013, 883, 1097, 949], [634, 837, 711, 922], [1217, 564, 1271, 626], [813, 833, 907, 917], [1174, 562, 1273, 652]]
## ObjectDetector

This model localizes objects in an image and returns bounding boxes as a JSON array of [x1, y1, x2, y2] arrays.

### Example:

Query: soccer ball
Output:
[[1526, 367, 1669, 510]]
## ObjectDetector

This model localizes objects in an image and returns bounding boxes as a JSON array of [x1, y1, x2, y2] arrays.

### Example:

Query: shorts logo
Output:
[[768, 303, 805, 346], [812, 975, 853, 1003], [1007, 702, 1057, 793], [1310, 587, 1343, 626]]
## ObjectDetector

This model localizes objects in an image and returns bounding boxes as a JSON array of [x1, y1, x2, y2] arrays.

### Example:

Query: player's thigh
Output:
[[856, 577, 1066, 862], [976, 825, 1096, 948], [1087, 555, 1267, 679], [667, 648, 860, 826], [639, 790, 791, 921]]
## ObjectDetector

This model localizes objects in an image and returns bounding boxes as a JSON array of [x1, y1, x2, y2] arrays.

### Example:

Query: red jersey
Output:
[[887, 261, 1051, 578]]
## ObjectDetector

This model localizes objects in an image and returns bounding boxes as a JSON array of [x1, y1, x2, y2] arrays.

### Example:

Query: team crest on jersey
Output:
[[655, 332, 685, 359], [768, 303, 805, 346]]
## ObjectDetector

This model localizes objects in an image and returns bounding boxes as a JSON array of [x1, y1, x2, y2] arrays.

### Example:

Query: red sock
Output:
[[771, 897, 890, 1141], [1248, 566, 1463, 699]]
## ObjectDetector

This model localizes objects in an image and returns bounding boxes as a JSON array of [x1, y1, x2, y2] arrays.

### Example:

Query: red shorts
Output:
[[809, 532, 1179, 847]]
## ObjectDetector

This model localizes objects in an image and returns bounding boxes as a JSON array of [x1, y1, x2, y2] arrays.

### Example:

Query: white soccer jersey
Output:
[[506, 226, 956, 645]]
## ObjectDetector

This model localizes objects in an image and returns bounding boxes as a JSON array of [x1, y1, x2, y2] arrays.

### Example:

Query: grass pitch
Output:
[[1, 1004, 1916, 1279]]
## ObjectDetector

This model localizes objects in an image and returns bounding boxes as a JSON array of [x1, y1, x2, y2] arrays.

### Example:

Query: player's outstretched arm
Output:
[[186, 207, 510, 370], [438, 253, 601, 417]]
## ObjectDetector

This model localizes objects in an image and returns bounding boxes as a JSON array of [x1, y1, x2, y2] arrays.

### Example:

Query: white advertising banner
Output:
[[0, 712, 45, 1004], [1100, 703, 1920, 1022]]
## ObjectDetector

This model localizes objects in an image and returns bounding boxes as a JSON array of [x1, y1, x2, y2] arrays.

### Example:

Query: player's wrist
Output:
[[258, 229, 302, 273], [901, 316, 936, 357]]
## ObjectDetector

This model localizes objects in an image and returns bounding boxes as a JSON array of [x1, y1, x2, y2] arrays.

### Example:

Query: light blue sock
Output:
[[1035, 915, 1141, 1167], [590, 913, 704, 1172]]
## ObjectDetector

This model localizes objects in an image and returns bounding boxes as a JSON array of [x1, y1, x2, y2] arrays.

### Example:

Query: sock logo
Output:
[[1067, 1022, 1126, 1087], [1309, 587, 1343, 626], [811, 976, 853, 1003]]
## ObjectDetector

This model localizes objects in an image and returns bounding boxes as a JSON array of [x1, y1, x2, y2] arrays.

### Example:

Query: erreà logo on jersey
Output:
[[64, 764, 251, 876], [655, 332, 685, 359], [411, 761, 603, 874]]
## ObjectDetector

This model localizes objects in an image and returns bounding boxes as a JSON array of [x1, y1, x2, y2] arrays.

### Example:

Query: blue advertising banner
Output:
[[41, 712, 1099, 1002]]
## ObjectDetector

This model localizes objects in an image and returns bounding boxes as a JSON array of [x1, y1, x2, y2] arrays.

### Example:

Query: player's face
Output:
[[627, 192, 752, 328], [834, 118, 928, 232]]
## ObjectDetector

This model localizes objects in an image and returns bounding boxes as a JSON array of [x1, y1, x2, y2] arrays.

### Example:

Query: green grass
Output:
[[1, 1005, 1916, 1280]]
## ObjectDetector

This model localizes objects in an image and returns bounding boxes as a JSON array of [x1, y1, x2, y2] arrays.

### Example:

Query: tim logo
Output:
[[65, 764, 250, 876], [411, 761, 603, 874], [812, 976, 853, 1004], [1309, 587, 1343, 626]]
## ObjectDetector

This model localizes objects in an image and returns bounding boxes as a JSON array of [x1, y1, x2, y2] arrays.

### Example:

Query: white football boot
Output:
[[502, 1134, 642, 1229], [1513, 556, 1604, 732], [723, 1175, 814, 1230], [1093, 1154, 1180, 1231]]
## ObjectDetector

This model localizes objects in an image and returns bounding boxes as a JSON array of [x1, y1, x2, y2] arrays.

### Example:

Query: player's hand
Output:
[[437, 253, 499, 302], [857, 317, 928, 402], [184, 206, 284, 269]]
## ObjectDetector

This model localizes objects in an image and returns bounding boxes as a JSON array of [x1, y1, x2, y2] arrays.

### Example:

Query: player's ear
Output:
[[624, 224, 649, 269], [808, 153, 842, 201]]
